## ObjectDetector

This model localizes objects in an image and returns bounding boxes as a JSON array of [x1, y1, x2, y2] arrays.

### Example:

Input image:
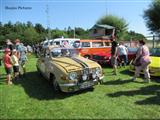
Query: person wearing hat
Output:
[[132, 40, 151, 83], [3, 48, 13, 84], [11, 49, 19, 81]]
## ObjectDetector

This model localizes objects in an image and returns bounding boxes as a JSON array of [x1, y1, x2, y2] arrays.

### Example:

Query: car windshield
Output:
[[50, 48, 79, 57], [150, 48, 160, 57]]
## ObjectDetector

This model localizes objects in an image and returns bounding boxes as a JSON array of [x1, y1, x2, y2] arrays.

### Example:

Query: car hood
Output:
[[150, 56, 160, 68], [52, 56, 100, 72]]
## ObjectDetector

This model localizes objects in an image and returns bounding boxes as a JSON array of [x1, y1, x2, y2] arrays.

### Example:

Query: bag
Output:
[[132, 57, 141, 66]]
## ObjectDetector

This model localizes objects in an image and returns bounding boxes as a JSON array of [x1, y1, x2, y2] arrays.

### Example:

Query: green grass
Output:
[[0, 54, 160, 119]]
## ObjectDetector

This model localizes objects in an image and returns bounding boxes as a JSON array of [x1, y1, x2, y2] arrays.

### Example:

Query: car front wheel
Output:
[[51, 75, 61, 92]]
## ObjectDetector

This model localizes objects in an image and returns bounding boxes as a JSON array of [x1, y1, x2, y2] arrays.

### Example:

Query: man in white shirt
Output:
[[118, 42, 128, 67]]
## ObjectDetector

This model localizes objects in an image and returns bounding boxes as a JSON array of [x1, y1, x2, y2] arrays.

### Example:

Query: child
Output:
[[11, 49, 19, 81], [3, 48, 12, 84]]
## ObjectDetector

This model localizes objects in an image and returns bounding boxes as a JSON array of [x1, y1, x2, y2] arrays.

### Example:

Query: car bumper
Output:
[[59, 76, 103, 92]]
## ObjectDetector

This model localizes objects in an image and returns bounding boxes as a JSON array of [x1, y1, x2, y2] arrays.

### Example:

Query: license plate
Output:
[[80, 81, 94, 89]]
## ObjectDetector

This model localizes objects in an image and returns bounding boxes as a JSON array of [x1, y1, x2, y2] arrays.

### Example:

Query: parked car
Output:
[[129, 48, 160, 77], [36, 46, 104, 93], [91, 47, 137, 65]]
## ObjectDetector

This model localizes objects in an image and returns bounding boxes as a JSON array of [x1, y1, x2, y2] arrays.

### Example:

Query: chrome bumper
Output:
[[59, 78, 101, 92]]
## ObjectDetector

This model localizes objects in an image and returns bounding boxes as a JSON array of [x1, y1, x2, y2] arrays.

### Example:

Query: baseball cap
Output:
[[5, 48, 11, 52]]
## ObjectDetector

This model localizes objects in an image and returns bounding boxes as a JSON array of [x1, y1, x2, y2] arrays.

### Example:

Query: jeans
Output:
[[119, 55, 128, 66]]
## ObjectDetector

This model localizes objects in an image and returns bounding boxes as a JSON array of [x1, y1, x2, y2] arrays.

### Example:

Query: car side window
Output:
[[104, 42, 111, 47], [92, 42, 103, 47], [81, 42, 90, 48]]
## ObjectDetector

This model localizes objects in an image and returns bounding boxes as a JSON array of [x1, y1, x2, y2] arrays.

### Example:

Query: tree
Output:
[[27, 21, 33, 28], [51, 29, 68, 38], [123, 31, 145, 41], [97, 15, 128, 40], [14, 21, 26, 35], [23, 27, 39, 44], [35, 23, 46, 34], [143, 0, 160, 35]]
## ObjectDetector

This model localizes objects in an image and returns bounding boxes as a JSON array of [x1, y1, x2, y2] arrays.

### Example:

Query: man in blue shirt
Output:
[[15, 39, 28, 77]]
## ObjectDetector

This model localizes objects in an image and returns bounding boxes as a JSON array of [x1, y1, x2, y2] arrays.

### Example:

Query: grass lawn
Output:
[[0, 54, 160, 119]]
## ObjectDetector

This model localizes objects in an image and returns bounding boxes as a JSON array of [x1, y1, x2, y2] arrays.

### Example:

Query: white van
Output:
[[42, 38, 80, 48], [53, 38, 80, 48], [42, 39, 54, 48]]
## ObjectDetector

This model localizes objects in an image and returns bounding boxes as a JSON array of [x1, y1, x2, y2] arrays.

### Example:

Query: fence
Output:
[[122, 35, 160, 48]]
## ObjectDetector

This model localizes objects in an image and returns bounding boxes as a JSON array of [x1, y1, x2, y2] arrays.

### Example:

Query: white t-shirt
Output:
[[118, 45, 128, 55], [11, 55, 19, 66]]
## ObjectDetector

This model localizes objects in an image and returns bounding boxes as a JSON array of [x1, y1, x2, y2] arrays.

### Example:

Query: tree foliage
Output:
[[23, 27, 39, 44], [97, 15, 128, 40], [0, 22, 90, 45], [143, 0, 160, 35], [0, 20, 145, 45], [123, 31, 145, 41]]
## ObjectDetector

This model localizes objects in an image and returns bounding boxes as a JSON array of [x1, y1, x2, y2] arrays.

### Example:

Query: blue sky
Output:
[[1, 0, 152, 36]]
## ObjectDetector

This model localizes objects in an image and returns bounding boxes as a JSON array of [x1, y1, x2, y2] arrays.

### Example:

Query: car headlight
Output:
[[96, 67, 101, 76], [82, 74, 88, 81], [68, 72, 77, 80], [92, 73, 97, 79]]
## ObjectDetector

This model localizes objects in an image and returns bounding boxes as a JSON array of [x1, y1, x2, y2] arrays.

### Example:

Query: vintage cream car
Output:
[[36, 46, 104, 92]]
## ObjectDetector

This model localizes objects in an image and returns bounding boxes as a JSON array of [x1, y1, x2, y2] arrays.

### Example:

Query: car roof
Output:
[[80, 39, 111, 42]]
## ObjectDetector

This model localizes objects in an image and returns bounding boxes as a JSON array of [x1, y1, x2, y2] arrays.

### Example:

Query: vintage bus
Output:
[[79, 39, 112, 59]]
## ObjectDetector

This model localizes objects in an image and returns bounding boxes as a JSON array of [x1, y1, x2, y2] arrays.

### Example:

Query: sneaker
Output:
[[8, 81, 12, 85]]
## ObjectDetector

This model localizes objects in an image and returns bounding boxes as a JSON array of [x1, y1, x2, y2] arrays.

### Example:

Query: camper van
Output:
[[42, 38, 80, 48]]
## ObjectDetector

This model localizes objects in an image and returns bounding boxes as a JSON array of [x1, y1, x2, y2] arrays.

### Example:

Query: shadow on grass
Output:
[[119, 69, 133, 76], [101, 64, 112, 68], [102, 78, 133, 85], [106, 85, 160, 105], [13, 71, 94, 100], [120, 69, 160, 82]]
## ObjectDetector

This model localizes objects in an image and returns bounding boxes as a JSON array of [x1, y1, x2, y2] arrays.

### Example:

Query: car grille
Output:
[[79, 73, 93, 83]]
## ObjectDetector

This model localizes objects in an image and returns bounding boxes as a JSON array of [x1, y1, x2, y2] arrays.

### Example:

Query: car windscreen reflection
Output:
[[51, 48, 79, 57]]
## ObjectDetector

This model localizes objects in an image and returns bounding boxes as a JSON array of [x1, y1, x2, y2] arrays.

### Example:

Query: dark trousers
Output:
[[119, 55, 128, 66]]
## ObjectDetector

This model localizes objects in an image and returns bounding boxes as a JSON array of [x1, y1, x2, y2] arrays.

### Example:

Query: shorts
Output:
[[111, 55, 117, 66], [5, 67, 12, 75], [13, 66, 19, 73]]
